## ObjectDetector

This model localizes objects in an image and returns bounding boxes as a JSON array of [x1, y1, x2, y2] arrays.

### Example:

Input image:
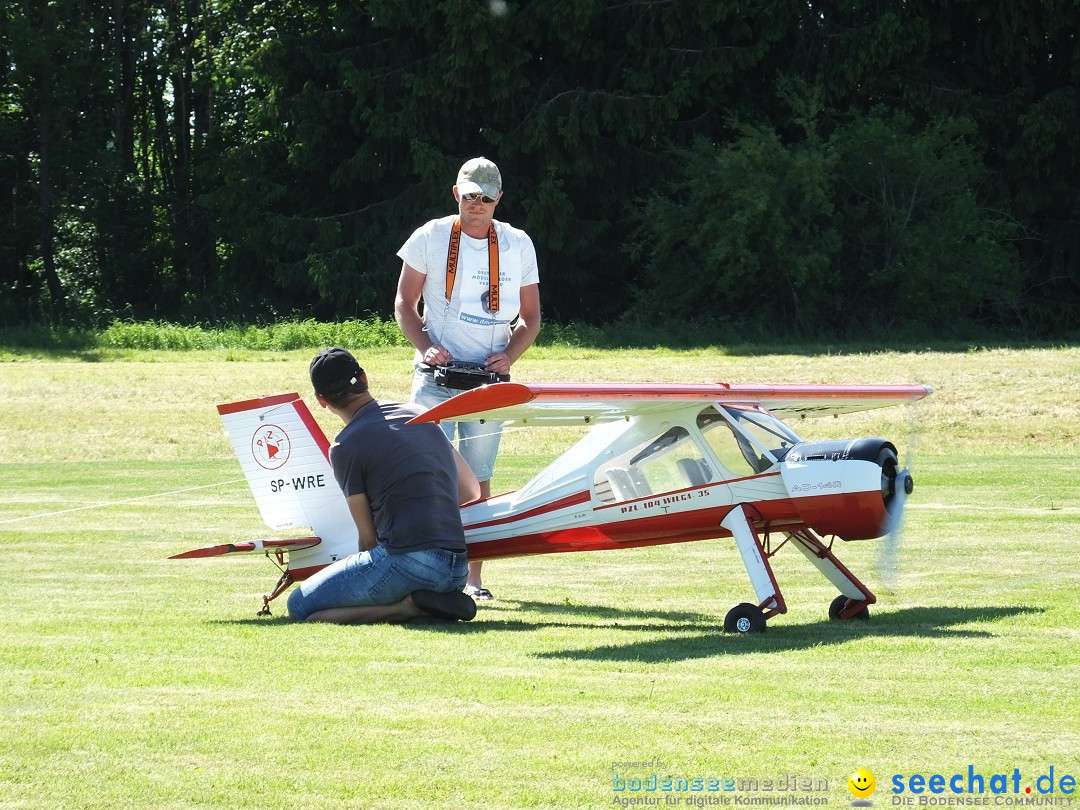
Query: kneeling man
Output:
[[287, 347, 480, 624]]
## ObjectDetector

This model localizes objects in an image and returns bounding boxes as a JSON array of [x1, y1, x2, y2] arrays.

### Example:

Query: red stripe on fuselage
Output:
[[464, 504, 746, 559], [788, 490, 887, 540], [463, 490, 592, 530], [288, 563, 326, 582]]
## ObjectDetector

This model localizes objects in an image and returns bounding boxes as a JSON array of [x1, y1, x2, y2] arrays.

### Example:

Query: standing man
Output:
[[287, 346, 481, 624], [395, 156, 542, 602]]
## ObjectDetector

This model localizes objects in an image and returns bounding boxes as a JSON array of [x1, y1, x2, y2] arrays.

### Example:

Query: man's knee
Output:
[[286, 586, 309, 621]]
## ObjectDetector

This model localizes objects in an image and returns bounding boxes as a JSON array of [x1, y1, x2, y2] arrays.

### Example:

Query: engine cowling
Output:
[[780, 438, 910, 540]]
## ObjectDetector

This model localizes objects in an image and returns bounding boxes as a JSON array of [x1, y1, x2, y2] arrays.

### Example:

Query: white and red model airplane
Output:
[[172, 381, 932, 632]]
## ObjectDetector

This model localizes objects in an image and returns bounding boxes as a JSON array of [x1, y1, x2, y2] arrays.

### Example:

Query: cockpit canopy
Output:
[[592, 404, 803, 504]]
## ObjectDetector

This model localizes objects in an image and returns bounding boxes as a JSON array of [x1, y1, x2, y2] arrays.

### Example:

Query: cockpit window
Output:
[[697, 406, 802, 476], [697, 410, 759, 477], [593, 425, 713, 504]]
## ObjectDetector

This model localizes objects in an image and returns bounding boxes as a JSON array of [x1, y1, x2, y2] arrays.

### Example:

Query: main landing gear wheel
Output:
[[829, 594, 870, 621], [724, 602, 767, 634]]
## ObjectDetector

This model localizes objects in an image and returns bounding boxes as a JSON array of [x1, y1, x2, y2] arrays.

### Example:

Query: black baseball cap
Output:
[[309, 347, 364, 396]]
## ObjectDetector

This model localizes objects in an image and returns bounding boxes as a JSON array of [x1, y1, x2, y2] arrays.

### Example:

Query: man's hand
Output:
[[345, 493, 378, 551], [422, 344, 453, 367], [483, 351, 511, 376]]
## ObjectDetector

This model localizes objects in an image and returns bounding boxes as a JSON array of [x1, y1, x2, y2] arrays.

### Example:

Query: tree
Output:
[[626, 126, 842, 334], [2, 0, 1077, 337], [828, 109, 1022, 335]]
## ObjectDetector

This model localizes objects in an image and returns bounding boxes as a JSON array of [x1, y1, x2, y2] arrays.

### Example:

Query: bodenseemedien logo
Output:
[[849, 769, 877, 807], [609, 766, 831, 806]]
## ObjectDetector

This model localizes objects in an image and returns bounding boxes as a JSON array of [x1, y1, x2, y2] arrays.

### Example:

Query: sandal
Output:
[[465, 586, 494, 601]]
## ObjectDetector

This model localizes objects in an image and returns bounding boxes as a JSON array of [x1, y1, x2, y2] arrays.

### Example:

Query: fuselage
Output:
[[460, 404, 897, 560]]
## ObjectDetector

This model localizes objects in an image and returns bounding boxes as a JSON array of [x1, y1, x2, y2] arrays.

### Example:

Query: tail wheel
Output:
[[829, 594, 870, 621], [724, 602, 767, 634]]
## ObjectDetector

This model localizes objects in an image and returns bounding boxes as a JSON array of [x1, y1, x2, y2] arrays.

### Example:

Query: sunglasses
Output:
[[461, 192, 498, 204]]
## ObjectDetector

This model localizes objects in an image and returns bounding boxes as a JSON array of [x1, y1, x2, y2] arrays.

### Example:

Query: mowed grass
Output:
[[0, 346, 1078, 809]]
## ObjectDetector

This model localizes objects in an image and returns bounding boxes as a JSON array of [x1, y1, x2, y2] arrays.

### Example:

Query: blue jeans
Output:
[[412, 370, 504, 481], [287, 545, 469, 620]]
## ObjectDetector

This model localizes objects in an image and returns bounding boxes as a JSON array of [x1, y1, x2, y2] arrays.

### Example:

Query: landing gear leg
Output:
[[721, 505, 786, 633], [786, 529, 876, 622], [257, 570, 294, 617]]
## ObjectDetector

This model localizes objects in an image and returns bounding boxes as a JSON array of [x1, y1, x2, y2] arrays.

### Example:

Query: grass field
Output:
[[1, 345, 1077, 809]]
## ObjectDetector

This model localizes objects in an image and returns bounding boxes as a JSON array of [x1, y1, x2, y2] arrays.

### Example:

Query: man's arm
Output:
[[453, 446, 481, 505], [485, 283, 541, 376], [345, 493, 378, 551], [395, 263, 452, 367]]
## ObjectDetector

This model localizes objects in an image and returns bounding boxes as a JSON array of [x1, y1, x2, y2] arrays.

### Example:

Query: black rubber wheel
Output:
[[724, 602, 767, 634], [829, 594, 870, 621]]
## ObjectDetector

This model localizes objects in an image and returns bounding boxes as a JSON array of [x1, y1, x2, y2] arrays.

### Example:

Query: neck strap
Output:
[[446, 219, 499, 312]]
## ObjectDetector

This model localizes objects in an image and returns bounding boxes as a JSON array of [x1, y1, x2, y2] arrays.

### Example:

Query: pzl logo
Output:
[[252, 424, 291, 470], [791, 480, 842, 493]]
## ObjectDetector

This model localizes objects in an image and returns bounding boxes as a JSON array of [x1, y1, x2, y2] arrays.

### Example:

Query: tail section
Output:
[[173, 393, 358, 581]]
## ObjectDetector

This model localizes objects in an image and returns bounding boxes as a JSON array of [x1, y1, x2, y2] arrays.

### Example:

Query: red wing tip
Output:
[[169, 537, 321, 559], [169, 544, 241, 559], [169, 542, 257, 559]]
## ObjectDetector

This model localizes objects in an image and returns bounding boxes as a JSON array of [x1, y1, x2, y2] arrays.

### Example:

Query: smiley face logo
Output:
[[848, 768, 876, 799]]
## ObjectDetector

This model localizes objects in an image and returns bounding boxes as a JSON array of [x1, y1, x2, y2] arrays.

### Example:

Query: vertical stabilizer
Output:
[[217, 393, 357, 571]]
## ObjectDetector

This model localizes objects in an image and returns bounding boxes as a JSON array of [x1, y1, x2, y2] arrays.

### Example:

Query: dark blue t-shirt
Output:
[[329, 400, 466, 554]]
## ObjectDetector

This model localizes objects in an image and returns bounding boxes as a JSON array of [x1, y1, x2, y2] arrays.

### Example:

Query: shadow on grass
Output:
[[488, 599, 716, 624], [209, 599, 715, 633], [409, 598, 721, 635], [210, 602, 1042, 661], [528, 604, 1043, 662], [212, 597, 716, 626]]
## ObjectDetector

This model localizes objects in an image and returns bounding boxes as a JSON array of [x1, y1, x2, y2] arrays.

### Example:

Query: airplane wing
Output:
[[406, 382, 934, 426]]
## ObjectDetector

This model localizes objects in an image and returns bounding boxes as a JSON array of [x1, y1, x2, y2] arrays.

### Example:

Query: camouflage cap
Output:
[[456, 157, 502, 199]]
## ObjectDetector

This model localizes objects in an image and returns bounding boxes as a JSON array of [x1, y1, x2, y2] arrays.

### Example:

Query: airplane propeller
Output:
[[876, 437, 916, 588]]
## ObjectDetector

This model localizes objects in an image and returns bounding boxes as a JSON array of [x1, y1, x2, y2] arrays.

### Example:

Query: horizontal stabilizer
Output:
[[169, 537, 322, 559]]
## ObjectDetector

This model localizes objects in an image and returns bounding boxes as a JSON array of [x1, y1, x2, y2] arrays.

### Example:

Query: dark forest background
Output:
[[2, 1, 1078, 339]]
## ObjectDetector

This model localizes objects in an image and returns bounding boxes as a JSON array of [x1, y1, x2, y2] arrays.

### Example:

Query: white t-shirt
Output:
[[398, 215, 540, 364]]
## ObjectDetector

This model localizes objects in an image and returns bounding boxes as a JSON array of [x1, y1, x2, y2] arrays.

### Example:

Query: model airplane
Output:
[[172, 381, 932, 631]]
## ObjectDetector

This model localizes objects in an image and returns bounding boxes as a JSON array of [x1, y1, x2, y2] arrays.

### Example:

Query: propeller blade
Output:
[[876, 392, 924, 589], [876, 467, 913, 587]]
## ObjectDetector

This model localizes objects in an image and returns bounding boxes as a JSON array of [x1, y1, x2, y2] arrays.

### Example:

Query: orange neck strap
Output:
[[446, 219, 499, 312]]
